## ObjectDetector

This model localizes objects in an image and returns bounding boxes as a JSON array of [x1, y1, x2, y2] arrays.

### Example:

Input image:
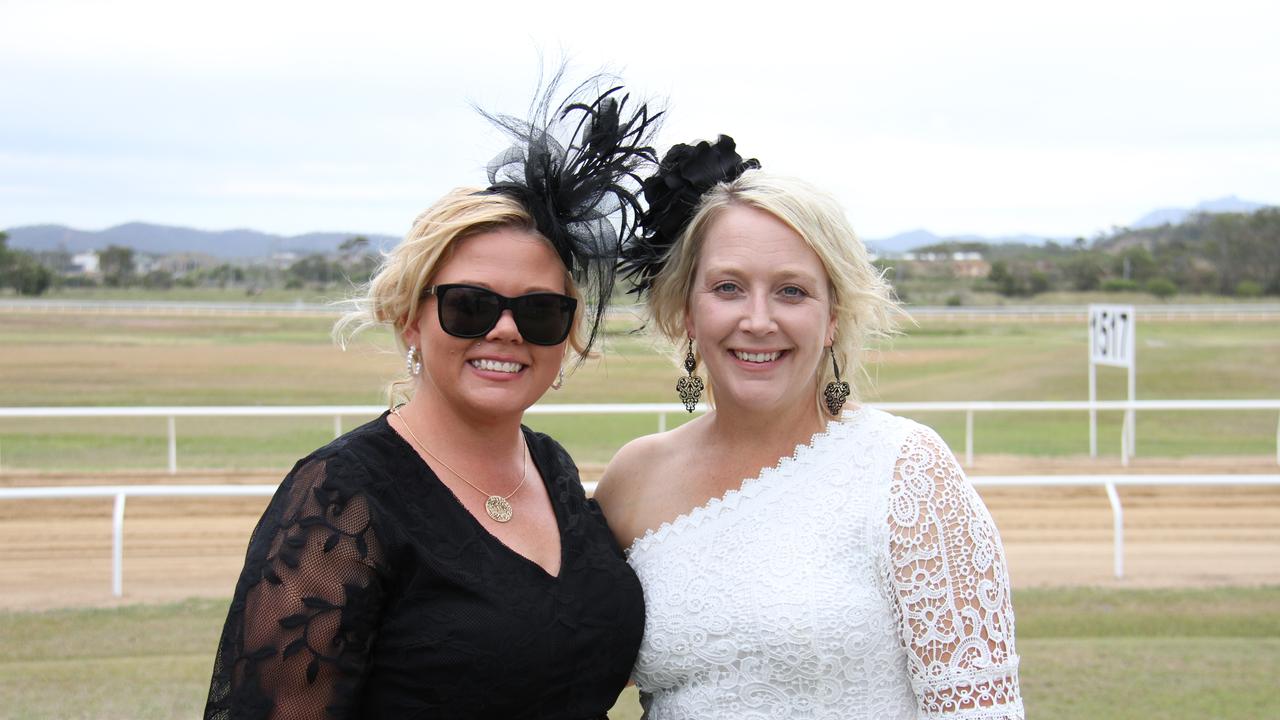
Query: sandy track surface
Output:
[[2, 457, 1278, 611]]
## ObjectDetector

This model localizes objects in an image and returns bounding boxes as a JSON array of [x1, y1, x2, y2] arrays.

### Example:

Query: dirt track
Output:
[[2, 456, 1278, 611]]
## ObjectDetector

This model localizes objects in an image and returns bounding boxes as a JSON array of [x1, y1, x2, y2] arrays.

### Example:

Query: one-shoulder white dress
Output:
[[626, 407, 1023, 719]]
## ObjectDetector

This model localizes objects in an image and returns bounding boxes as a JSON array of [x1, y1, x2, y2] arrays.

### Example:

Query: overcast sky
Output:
[[3, 0, 1277, 241]]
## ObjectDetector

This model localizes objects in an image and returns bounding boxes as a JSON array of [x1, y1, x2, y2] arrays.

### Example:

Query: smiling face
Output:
[[686, 204, 836, 419], [403, 226, 571, 423]]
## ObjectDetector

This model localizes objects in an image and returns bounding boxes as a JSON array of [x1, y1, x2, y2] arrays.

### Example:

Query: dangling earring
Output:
[[676, 337, 704, 413], [406, 345, 422, 376], [551, 366, 565, 391], [823, 346, 850, 416]]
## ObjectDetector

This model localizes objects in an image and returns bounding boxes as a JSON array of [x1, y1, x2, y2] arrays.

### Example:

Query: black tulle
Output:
[[206, 413, 644, 719], [479, 68, 661, 356], [620, 135, 759, 296]]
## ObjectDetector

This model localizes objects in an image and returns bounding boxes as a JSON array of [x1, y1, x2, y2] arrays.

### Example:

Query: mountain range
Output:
[[864, 196, 1268, 255], [1128, 195, 1264, 229], [4, 196, 1269, 259], [2, 222, 401, 260]]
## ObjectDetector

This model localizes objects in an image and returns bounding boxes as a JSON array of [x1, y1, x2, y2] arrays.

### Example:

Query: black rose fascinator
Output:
[[479, 69, 662, 355], [619, 135, 760, 296]]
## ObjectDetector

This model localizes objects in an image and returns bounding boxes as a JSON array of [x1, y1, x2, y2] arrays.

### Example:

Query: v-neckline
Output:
[[382, 412, 567, 580]]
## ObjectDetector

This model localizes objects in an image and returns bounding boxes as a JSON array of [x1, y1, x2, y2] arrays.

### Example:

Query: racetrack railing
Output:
[[2, 474, 1278, 596], [1, 400, 1278, 473]]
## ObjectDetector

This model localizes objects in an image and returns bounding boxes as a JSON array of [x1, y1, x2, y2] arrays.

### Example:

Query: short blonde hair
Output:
[[334, 188, 585, 403], [646, 170, 902, 411]]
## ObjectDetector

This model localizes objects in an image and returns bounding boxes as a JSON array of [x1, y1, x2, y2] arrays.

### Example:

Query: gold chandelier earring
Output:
[[823, 347, 850, 416], [676, 337, 704, 413]]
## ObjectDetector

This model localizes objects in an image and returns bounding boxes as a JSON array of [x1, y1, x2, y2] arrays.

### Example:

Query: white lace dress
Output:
[[626, 407, 1023, 719]]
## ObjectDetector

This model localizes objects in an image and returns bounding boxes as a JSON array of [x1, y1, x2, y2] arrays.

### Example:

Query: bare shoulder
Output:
[[593, 420, 704, 548], [594, 431, 673, 505]]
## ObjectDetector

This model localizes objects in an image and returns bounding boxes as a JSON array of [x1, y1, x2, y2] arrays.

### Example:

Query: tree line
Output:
[[6, 211, 1278, 300], [885, 209, 1279, 300], [0, 235, 378, 296]]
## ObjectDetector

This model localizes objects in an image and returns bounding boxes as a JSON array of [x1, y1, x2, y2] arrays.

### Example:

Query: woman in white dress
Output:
[[596, 136, 1024, 719]]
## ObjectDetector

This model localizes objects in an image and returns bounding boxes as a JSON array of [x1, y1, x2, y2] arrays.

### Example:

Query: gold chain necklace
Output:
[[393, 408, 528, 523]]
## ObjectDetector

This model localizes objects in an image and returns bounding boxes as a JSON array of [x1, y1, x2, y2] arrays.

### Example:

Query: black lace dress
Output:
[[205, 411, 644, 719]]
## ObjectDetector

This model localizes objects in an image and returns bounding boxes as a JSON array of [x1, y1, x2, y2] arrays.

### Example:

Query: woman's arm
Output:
[[206, 452, 386, 720], [885, 426, 1023, 719]]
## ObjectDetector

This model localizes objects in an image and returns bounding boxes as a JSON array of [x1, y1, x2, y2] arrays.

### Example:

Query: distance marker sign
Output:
[[1089, 305, 1135, 368], [1087, 304, 1136, 462]]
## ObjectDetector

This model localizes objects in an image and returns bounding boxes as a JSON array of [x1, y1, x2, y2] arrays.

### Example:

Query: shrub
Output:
[[1029, 271, 1051, 295], [1145, 277, 1178, 299], [142, 270, 174, 290], [1101, 278, 1140, 293], [11, 259, 53, 296], [1235, 280, 1263, 298]]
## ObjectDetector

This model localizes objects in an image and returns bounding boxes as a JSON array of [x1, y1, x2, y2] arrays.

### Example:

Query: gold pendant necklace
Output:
[[393, 408, 528, 523]]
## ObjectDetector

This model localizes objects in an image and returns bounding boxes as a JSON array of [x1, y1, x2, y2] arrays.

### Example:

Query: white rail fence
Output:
[[3, 474, 1278, 596], [2, 400, 1278, 472]]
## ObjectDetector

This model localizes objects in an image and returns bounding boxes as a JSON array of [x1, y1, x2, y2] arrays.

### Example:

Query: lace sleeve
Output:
[[885, 427, 1023, 719], [206, 452, 387, 720]]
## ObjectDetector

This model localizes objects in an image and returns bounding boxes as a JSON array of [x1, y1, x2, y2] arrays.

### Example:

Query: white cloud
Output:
[[2, 0, 1277, 236]]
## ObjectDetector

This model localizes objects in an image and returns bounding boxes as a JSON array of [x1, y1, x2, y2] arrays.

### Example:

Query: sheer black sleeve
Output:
[[206, 451, 387, 720]]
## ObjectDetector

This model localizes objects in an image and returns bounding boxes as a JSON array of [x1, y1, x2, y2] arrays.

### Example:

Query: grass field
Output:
[[0, 586, 1274, 719], [1, 310, 1277, 469], [2, 306, 1277, 718]]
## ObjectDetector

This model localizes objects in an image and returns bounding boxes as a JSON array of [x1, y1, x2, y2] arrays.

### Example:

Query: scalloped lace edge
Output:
[[626, 406, 870, 559]]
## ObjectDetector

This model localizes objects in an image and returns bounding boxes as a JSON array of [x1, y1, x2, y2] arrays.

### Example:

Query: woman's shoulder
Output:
[[595, 421, 698, 502], [519, 425, 577, 468], [843, 405, 944, 452], [289, 411, 401, 490]]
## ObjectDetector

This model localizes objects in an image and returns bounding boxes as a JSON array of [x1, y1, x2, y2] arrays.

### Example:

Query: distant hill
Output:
[[863, 196, 1270, 256], [7, 196, 1271, 259], [1131, 195, 1265, 229], [865, 229, 1063, 256], [3, 222, 400, 259]]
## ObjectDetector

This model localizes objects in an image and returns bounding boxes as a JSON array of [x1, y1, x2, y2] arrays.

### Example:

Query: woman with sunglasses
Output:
[[205, 77, 659, 719]]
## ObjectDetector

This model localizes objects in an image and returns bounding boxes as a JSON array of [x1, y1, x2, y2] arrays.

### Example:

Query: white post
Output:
[[965, 409, 974, 466], [658, 412, 666, 433], [1088, 363, 1098, 458], [1127, 362, 1137, 461], [167, 416, 177, 474], [1275, 411, 1279, 466], [112, 492, 126, 597], [1120, 415, 1130, 468], [1104, 482, 1124, 578], [333, 415, 342, 438]]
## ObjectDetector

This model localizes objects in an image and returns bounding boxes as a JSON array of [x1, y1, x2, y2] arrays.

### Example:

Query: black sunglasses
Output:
[[426, 284, 578, 346]]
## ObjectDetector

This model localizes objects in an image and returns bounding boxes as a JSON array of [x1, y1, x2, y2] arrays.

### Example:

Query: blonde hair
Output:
[[646, 170, 903, 412], [334, 188, 586, 405]]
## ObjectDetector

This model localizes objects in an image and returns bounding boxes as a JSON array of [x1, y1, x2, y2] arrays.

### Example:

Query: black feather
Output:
[[476, 68, 662, 357]]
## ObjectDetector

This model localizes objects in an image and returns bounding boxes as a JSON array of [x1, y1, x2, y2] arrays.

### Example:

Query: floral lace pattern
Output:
[[628, 409, 1022, 719], [206, 453, 385, 720]]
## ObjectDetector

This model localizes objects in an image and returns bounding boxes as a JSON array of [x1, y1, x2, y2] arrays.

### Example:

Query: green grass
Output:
[[1, 587, 1275, 719], [1, 313, 1277, 470], [31, 285, 342, 304]]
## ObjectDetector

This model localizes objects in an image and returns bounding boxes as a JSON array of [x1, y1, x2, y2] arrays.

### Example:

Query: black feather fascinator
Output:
[[620, 135, 760, 296], [478, 71, 662, 356]]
